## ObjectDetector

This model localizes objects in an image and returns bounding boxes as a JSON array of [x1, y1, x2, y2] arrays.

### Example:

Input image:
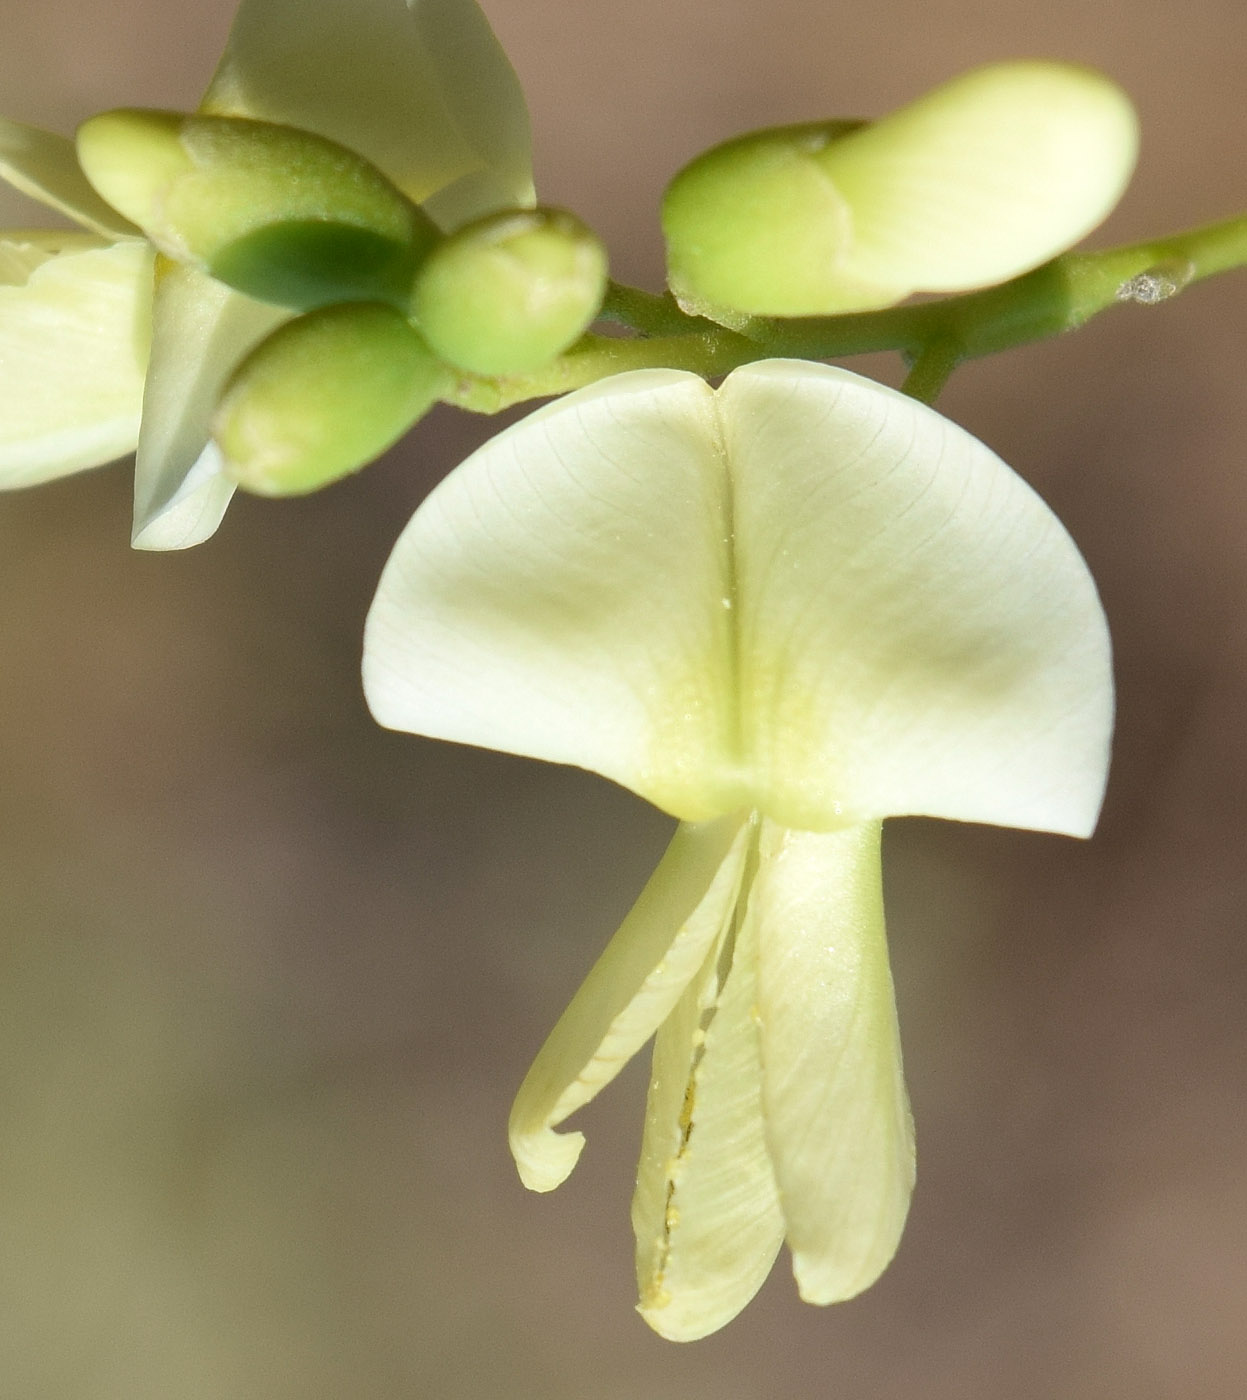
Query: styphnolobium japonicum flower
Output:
[[363, 359, 1114, 1338], [18, 0, 1241, 1345]]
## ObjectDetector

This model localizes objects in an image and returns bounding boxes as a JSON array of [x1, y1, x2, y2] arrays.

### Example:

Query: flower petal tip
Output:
[[789, 1221, 909, 1307], [509, 1124, 585, 1194], [635, 1294, 713, 1344], [635, 1264, 773, 1342]]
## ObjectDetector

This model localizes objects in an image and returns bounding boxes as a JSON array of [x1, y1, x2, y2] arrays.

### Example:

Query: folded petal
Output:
[[201, 0, 534, 229], [0, 118, 139, 238], [131, 260, 286, 550], [753, 819, 914, 1304], [0, 239, 152, 488], [820, 62, 1137, 305], [720, 361, 1113, 835], [633, 822, 785, 1342], [367, 361, 1112, 834], [364, 369, 743, 821], [509, 813, 749, 1193], [0, 231, 102, 285]]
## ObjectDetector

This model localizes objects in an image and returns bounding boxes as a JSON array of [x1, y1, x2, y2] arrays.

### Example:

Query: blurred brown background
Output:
[[2, 1, 1246, 1396]]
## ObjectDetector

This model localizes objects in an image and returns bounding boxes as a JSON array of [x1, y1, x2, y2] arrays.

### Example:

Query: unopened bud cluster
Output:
[[76, 108, 608, 495], [69, 60, 1138, 497]]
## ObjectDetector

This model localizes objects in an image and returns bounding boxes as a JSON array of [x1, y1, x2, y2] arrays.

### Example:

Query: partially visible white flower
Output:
[[363, 359, 1113, 1339], [0, 0, 532, 548]]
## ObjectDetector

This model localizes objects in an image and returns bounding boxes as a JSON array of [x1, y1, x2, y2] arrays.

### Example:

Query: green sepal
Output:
[[662, 121, 867, 320], [77, 108, 440, 311], [410, 207, 607, 375], [209, 220, 421, 313], [214, 301, 450, 496]]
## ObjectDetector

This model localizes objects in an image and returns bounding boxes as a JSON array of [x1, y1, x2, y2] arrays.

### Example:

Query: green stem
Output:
[[446, 324, 756, 413], [442, 210, 1247, 414], [598, 281, 720, 338], [900, 338, 960, 405]]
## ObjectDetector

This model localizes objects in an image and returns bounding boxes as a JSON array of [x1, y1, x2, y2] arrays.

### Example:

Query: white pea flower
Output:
[[363, 359, 1113, 1339], [0, 0, 532, 547]]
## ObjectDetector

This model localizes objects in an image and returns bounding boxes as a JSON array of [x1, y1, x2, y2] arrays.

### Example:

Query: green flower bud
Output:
[[77, 109, 440, 312], [662, 63, 1138, 318], [410, 208, 607, 375], [214, 302, 449, 496]]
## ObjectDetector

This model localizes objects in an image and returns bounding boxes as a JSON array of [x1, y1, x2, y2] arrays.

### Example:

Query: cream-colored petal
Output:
[[131, 260, 286, 550], [0, 118, 139, 238], [509, 813, 749, 1193], [367, 361, 1111, 831], [0, 239, 151, 488], [201, 0, 533, 228], [753, 819, 914, 1304], [720, 360, 1113, 835], [0, 231, 105, 285], [633, 826, 785, 1342], [823, 63, 1137, 299], [364, 370, 743, 822]]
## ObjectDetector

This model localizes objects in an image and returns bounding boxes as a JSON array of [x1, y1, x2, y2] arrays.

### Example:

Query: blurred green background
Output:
[[2, 1, 1246, 1396]]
